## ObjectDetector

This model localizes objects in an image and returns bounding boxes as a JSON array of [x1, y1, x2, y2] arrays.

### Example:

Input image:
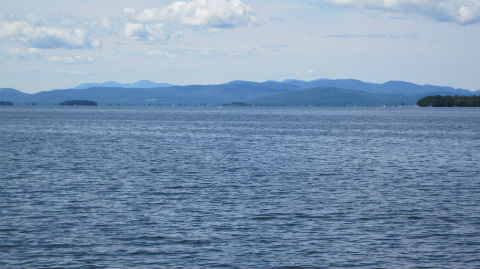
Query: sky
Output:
[[1, 0, 480, 93]]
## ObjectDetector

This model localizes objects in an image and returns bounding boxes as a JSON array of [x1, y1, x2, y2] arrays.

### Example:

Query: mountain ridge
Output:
[[252, 87, 419, 106], [1, 79, 477, 106], [74, 80, 174, 89], [280, 79, 473, 95]]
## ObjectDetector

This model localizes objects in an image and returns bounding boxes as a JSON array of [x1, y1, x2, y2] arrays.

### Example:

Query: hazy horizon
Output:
[[3, 77, 479, 94]]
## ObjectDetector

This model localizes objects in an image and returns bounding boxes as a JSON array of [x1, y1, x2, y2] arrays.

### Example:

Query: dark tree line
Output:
[[59, 100, 98, 106], [0, 101, 13, 106], [417, 95, 480, 107]]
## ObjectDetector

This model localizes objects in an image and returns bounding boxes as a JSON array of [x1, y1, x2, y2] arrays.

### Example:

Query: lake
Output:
[[1, 106, 479, 268]]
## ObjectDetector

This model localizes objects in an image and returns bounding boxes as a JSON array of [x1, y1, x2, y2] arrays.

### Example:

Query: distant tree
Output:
[[59, 100, 97, 106], [224, 102, 252, 107], [417, 95, 480, 107], [0, 101, 13, 106], [443, 96, 455, 107]]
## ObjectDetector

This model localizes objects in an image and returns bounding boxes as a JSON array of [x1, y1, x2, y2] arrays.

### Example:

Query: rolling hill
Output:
[[74, 80, 174, 89], [2, 81, 299, 105], [0, 79, 476, 106], [251, 87, 418, 106], [0, 88, 30, 103], [281, 79, 474, 96]]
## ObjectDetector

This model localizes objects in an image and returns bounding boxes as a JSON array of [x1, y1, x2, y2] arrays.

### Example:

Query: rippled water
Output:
[[1, 106, 479, 268]]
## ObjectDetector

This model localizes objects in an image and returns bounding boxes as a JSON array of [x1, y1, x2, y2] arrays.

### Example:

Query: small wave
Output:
[[252, 215, 276, 221], [0, 244, 17, 248], [0, 228, 17, 232], [138, 235, 167, 240], [165, 186, 183, 189], [129, 250, 168, 256], [114, 235, 166, 241], [43, 243, 76, 248], [277, 265, 312, 269], [439, 216, 457, 223], [177, 239, 210, 245]]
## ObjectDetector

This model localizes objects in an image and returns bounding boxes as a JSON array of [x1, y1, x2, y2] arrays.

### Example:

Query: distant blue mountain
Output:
[[3, 81, 298, 105], [1, 78, 476, 106], [74, 80, 174, 89], [252, 87, 418, 106], [0, 88, 29, 101], [281, 79, 473, 96]]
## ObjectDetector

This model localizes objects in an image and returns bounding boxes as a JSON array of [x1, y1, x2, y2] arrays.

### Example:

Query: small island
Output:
[[0, 101, 13, 106], [59, 100, 98, 106], [417, 95, 480, 107], [223, 102, 254, 107]]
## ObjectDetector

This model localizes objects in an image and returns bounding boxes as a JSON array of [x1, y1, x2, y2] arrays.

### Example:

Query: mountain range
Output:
[[1, 79, 478, 106], [74, 80, 174, 89]]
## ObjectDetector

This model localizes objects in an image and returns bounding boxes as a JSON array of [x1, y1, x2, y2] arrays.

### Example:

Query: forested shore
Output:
[[417, 95, 480, 107]]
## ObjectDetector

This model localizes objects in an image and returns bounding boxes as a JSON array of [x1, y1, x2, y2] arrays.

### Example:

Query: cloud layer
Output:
[[326, 0, 480, 24], [161, 0, 254, 28], [0, 0, 255, 49], [0, 20, 100, 49], [48, 55, 95, 64], [123, 0, 255, 41], [324, 32, 420, 39]]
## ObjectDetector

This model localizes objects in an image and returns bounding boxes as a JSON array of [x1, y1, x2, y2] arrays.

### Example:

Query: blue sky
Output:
[[1, 0, 479, 93]]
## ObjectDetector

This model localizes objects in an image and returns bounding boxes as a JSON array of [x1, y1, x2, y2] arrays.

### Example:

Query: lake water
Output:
[[1, 106, 479, 268]]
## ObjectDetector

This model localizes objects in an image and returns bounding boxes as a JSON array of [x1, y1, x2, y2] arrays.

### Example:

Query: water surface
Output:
[[1, 106, 479, 268]]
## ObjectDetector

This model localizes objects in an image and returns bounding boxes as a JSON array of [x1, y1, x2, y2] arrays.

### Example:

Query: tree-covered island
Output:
[[59, 100, 98, 106], [223, 102, 254, 107], [417, 95, 480, 107]]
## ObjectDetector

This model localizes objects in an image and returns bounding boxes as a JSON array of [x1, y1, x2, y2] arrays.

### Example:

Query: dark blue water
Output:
[[1, 106, 479, 268]]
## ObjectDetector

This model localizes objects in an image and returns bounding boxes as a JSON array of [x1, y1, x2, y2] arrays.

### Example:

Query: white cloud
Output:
[[4, 47, 94, 64], [6, 48, 42, 60], [225, 48, 257, 57], [261, 44, 288, 52], [125, 22, 152, 41], [324, 32, 420, 39], [0, 0, 256, 51], [124, 8, 137, 16], [306, 69, 315, 75], [161, 0, 256, 28], [126, 0, 255, 27], [122, 0, 255, 41], [124, 22, 184, 41], [0, 20, 101, 49], [4, 47, 95, 64], [48, 55, 95, 64], [143, 47, 257, 58], [326, 0, 480, 24], [145, 49, 179, 58], [56, 69, 92, 76]]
